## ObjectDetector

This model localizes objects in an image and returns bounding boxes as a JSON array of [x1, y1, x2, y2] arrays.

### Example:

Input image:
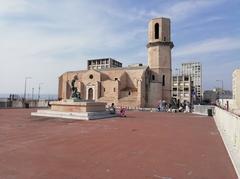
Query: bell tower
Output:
[[147, 17, 174, 106]]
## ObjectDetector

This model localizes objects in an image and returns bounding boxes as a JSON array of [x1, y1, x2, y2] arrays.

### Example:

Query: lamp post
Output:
[[216, 80, 224, 106], [175, 68, 181, 76], [23, 77, 31, 101], [174, 68, 180, 103], [38, 83, 44, 101], [32, 88, 34, 100]]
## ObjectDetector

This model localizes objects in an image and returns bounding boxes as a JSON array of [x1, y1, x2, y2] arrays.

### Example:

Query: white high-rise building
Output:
[[232, 68, 240, 109], [181, 62, 202, 102]]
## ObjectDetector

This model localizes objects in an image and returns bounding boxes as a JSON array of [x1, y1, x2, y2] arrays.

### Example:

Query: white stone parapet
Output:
[[193, 105, 215, 116], [214, 107, 240, 178]]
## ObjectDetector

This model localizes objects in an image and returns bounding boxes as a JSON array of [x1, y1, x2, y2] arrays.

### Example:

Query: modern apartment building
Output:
[[233, 69, 240, 109], [87, 58, 122, 70], [172, 75, 193, 103], [181, 62, 202, 103]]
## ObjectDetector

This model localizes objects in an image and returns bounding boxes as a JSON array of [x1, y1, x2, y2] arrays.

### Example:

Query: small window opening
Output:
[[152, 75, 155, 81], [155, 23, 159, 39], [89, 74, 93, 79], [162, 75, 165, 86]]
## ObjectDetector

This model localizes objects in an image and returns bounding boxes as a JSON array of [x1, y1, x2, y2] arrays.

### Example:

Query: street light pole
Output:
[[32, 88, 34, 100], [175, 68, 180, 103], [23, 77, 31, 101], [216, 80, 224, 106], [175, 68, 180, 76], [38, 83, 44, 101]]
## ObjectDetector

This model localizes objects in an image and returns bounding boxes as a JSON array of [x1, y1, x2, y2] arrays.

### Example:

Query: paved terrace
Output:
[[0, 109, 237, 179]]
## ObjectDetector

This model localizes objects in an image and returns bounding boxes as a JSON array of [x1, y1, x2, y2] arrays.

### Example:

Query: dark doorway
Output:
[[88, 88, 93, 100]]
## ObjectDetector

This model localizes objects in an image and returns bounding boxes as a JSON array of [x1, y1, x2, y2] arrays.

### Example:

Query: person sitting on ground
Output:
[[109, 103, 116, 114], [120, 106, 126, 117], [179, 103, 184, 112], [158, 100, 163, 112], [157, 103, 161, 112], [162, 100, 167, 112], [47, 101, 51, 107], [184, 102, 190, 113]]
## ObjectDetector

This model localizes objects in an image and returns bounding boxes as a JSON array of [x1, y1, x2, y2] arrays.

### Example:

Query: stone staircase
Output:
[[118, 96, 138, 107], [97, 97, 116, 104], [97, 96, 138, 107]]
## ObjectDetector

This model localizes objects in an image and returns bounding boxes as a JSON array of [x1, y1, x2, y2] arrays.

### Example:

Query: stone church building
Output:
[[58, 17, 174, 108]]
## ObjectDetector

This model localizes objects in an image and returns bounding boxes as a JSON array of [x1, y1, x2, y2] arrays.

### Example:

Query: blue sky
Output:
[[0, 0, 239, 94]]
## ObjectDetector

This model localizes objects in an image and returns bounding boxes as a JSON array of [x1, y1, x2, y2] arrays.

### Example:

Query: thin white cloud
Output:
[[174, 37, 240, 57], [0, 0, 148, 94], [136, 0, 225, 22], [92, 0, 225, 23], [167, 0, 218, 20], [0, 0, 29, 14], [0, 0, 234, 94]]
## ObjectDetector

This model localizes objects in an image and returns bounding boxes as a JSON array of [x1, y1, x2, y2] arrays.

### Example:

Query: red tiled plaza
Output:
[[0, 109, 237, 179]]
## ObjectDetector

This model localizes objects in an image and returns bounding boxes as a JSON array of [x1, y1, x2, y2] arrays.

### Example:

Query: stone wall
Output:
[[214, 107, 240, 177], [58, 67, 147, 107], [0, 100, 49, 108], [193, 105, 215, 116]]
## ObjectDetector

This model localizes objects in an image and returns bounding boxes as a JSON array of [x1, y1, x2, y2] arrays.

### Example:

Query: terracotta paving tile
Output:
[[0, 108, 237, 179]]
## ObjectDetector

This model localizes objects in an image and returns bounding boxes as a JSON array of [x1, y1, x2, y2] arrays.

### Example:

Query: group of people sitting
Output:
[[108, 99, 192, 116], [109, 103, 126, 117], [157, 99, 191, 113]]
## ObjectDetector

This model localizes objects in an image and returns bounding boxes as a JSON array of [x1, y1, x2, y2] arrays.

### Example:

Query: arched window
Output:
[[155, 23, 159, 39]]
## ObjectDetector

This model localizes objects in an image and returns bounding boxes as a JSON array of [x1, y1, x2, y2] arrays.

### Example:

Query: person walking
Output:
[[109, 103, 116, 114], [120, 106, 126, 117]]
